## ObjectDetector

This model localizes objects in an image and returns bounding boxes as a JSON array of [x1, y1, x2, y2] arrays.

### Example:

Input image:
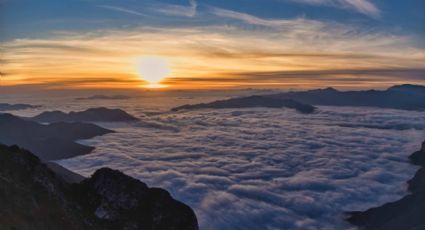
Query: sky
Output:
[[0, 0, 424, 90]]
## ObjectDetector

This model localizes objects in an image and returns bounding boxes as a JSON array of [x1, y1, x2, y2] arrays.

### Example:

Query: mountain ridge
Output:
[[0, 144, 198, 230]]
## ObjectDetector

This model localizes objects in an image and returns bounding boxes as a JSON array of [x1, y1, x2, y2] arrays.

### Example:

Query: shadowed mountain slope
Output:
[[0, 113, 113, 160], [0, 103, 40, 111], [30, 107, 138, 123], [172, 95, 316, 114], [0, 144, 198, 230], [273, 84, 425, 110]]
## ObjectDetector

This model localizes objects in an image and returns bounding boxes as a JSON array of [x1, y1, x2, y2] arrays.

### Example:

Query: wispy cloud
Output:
[[290, 0, 380, 18], [209, 7, 292, 27], [3, 20, 425, 88], [2, 8, 423, 89], [154, 0, 198, 17], [98, 5, 147, 17]]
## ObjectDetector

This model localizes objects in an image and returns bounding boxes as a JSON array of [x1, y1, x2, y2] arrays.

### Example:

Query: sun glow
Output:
[[136, 56, 171, 87]]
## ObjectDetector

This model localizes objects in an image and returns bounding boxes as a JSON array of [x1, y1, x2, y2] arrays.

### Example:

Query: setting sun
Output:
[[136, 56, 170, 87]]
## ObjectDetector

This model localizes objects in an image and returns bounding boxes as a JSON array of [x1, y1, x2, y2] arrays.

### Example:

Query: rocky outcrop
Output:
[[0, 113, 113, 160], [30, 107, 138, 123], [347, 140, 425, 230], [73, 168, 198, 230], [0, 103, 40, 111], [272, 84, 425, 111], [0, 144, 198, 230], [172, 95, 316, 114]]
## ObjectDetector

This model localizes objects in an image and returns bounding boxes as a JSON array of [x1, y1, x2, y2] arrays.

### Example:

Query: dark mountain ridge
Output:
[[0, 144, 198, 230], [0, 113, 113, 160], [0, 103, 40, 111], [272, 84, 425, 110], [172, 95, 316, 114], [30, 107, 138, 123]]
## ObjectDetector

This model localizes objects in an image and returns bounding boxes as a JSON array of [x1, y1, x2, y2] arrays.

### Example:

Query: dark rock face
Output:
[[0, 144, 198, 230], [347, 140, 425, 230], [272, 84, 425, 110], [0, 103, 40, 111], [409, 141, 425, 166], [30, 107, 138, 123], [0, 113, 113, 160], [172, 95, 316, 114], [73, 168, 198, 230], [0, 145, 98, 230]]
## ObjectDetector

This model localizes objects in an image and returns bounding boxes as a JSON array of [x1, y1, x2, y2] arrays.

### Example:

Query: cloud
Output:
[[290, 0, 380, 18], [154, 0, 197, 17], [1, 10, 424, 89], [56, 104, 425, 229], [209, 7, 291, 27], [97, 5, 147, 17]]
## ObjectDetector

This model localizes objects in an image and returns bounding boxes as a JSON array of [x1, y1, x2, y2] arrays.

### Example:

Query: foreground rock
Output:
[[0, 113, 113, 160], [347, 140, 425, 230], [273, 84, 425, 111], [0, 103, 40, 111], [0, 144, 198, 230], [30, 107, 138, 123], [172, 95, 316, 114]]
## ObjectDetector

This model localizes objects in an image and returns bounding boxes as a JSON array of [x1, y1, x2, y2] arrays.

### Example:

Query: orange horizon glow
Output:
[[1, 24, 425, 90]]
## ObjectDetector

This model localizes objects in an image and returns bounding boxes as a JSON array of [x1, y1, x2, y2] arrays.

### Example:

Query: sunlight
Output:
[[136, 56, 171, 87]]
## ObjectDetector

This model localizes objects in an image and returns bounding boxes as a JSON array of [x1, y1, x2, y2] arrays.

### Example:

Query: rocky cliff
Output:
[[0, 144, 198, 230]]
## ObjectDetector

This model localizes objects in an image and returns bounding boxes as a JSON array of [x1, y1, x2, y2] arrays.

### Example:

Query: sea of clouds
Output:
[[2, 92, 424, 229], [53, 104, 425, 230]]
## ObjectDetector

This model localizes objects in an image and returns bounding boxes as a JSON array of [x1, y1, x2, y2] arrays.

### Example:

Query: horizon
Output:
[[1, 0, 425, 90]]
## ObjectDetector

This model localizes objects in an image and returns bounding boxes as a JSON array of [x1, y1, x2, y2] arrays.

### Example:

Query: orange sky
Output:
[[2, 21, 425, 90]]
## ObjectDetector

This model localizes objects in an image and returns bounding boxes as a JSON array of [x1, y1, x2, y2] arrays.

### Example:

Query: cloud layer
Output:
[[45, 96, 425, 229]]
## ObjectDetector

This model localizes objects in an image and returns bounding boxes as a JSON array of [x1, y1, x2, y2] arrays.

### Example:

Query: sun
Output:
[[136, 56, 170, 87]]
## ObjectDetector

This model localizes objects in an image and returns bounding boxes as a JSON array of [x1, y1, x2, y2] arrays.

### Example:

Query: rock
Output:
[[0, 144, 199, 230], [408, 167, 425, 193], [172, 95, 316, 114], [409, 141, 425, 166], [46, 162, 85, 184], [30, 107, 138, 123], [72, 168, 198, 230], [347, 140, 425, 230], [0, 113, 113, 161], [0, 144, 96, 230]]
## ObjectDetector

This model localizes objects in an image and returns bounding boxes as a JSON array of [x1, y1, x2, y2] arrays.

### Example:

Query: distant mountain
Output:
[[0, 113, 113, 160], [0, 144, 198, 230], [172, 95, 316, 114], [75, 95, 132, 100], [0, 103, 40, 111], [30, 107, 138, 123], [272, 84, 425, 110], [347, 140, 425, 229]]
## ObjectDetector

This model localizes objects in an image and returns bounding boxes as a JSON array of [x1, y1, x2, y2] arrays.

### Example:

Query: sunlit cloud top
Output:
[[0, 0, 424, 90]]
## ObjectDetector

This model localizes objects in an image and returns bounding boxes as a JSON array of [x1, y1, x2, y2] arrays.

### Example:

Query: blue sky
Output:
[[1, 0, 424, 42], [1, 0, 424, 89]]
